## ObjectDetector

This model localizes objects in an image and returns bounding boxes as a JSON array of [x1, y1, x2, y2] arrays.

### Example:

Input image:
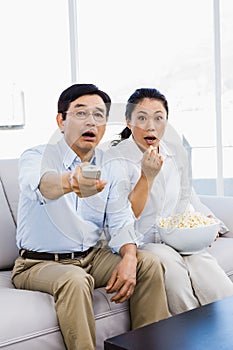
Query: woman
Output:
[[105, 88, 233, 315]]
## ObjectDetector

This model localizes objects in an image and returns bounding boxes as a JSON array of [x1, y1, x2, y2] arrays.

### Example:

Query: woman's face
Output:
[[127, 98, 167, 151]]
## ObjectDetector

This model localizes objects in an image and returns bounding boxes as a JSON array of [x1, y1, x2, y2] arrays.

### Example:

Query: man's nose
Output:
[[85, 113, 96, 125]]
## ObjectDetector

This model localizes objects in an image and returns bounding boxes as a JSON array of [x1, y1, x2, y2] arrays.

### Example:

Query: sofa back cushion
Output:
[[0, 159, 19, 269]]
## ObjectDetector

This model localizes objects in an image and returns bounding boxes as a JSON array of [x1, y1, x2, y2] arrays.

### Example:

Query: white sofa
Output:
[[0, 158, 233, 349]]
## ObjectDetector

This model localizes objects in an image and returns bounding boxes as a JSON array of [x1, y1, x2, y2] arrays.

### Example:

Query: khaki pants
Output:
[[12, 245, 170, 350]]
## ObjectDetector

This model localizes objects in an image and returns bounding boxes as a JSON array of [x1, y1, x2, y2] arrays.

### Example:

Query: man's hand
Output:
[[70, 164, 107, 197], [105, 244, 137, 303]]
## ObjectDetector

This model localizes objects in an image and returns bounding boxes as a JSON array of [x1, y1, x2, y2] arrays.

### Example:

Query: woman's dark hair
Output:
[[58, 83, 111, 120], [116, 88, 169, 143]]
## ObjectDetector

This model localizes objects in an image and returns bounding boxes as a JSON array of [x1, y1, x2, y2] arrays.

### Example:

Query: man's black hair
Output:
[[58, 84, 111, 120]]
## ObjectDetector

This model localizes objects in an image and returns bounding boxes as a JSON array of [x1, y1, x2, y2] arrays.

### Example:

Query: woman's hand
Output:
[[128, 147, 163, 218], [207, 214, 219, 245], [141, 146, 163, 182]]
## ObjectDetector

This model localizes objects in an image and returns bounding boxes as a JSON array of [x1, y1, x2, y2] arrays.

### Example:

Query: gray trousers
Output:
[[141, 243, 233, 315], [12, 245, 170, 350]]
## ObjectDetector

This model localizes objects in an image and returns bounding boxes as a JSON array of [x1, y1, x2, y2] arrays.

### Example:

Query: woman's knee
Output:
[[141, 243, 183, 265]]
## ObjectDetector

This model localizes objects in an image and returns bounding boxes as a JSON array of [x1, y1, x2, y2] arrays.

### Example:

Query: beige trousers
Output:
[[12, 245, 170, 350], [141, 243, 233, 315]]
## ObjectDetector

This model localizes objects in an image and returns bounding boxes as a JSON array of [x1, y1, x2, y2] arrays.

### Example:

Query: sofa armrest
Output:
[[199, 195, 233, 235]]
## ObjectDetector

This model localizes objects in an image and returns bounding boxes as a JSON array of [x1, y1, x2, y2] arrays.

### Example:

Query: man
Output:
[[12, 84, 170, 350]]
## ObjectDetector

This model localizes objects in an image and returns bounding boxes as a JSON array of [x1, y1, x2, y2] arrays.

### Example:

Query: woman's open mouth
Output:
[[144, 136, 157, 145]]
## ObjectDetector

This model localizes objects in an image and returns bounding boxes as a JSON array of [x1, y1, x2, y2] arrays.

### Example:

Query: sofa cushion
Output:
[[0, 288, 65, 349], [207, 237, 233, 282], [0, 271, 15, 288], [0, 159, 19, 224], [0, 181, 18, 270], [94, 288, 130, 349], [0, 271, 130, 350]]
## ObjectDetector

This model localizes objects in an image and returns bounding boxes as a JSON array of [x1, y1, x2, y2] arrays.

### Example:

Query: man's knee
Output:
[[136, 249, 161, 272], [55, 269, 94, 296]]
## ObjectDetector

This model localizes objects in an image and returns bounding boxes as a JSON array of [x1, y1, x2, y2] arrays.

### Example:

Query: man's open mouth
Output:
[[82, 130, 96, 140]]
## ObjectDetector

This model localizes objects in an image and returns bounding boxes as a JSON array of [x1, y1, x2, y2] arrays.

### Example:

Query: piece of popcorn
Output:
[[159, 211, 216, 229]]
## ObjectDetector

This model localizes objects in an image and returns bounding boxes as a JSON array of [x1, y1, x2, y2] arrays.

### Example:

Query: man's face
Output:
[[57, 94, 107, 161]]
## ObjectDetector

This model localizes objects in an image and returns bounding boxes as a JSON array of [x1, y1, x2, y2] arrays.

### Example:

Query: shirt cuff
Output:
[[218, 220, 230, 235], [108, 226, 143, 253]]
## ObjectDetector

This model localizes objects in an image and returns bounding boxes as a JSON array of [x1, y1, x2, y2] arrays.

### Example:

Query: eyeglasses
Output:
[[65, 108, 106, 124], [133, 115, 167, 126]]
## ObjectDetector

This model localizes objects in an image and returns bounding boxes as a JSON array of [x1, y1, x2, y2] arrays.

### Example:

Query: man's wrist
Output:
[[119, 243, 137, 258], [64, 171, 73, 192]]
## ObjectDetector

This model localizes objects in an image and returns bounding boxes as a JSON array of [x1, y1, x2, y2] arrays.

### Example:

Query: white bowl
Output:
[[157, 222, 220, 255]]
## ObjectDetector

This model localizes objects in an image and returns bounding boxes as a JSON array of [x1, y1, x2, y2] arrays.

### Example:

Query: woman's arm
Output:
[[129, 147, 163, 218]]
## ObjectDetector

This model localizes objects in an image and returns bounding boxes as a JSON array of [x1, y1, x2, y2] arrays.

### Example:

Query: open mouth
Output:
[[144, 136, 157, 145], [81, 130, 96, 140], [82, 130, 95, 137]]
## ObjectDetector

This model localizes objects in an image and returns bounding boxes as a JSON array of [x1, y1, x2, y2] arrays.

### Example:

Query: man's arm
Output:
[[39, 171, 72, 199], [39, 165, 107, 200]]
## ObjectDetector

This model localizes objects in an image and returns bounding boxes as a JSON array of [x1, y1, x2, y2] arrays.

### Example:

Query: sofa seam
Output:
[[95, 306, 129, 320], [0, 176, 17, 227], [0, 326, 60, 347]]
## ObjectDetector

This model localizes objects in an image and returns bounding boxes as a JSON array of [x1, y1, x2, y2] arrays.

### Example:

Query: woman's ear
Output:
[[56, 113, 65, 133], [126, 119, 132, 130]]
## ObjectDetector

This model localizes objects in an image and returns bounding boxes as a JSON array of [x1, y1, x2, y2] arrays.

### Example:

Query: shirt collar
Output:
[[58, 137, 97, 170], [159, 140, 175, 159]]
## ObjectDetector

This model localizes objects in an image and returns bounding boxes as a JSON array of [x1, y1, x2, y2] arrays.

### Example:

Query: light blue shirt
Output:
[[16, 136, 141, 254]]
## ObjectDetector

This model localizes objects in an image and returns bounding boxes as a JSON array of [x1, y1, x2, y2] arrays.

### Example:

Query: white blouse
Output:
[[104, 136, 215, 244]]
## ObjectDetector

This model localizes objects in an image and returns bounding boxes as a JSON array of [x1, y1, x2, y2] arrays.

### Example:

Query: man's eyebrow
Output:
[[73, 103, 86, 108], [73, 103, 105, 113], [95, 106, 106, 113]]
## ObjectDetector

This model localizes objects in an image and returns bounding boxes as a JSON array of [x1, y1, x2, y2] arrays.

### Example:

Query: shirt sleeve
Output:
[[18, 145, 57, 202], [102, 152, 143, 253]]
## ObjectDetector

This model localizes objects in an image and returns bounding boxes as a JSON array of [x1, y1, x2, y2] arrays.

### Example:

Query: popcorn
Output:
[[158, 211, 216, 229], [149, 145, 157, 154]]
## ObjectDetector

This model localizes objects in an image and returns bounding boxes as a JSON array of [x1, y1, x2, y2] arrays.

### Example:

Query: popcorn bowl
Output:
[[157, 213, 220, 255]]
